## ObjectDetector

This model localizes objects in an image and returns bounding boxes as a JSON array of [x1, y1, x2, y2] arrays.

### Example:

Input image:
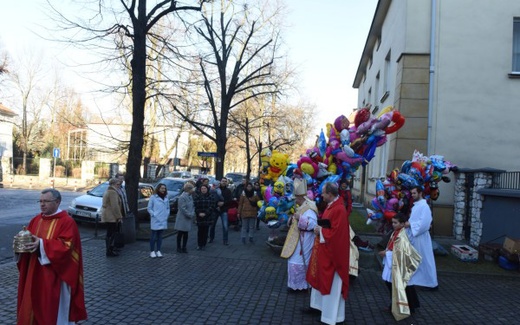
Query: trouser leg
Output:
[[150, 230, 157, 251], [177, 232, 182, 250], [106, 222, 117, 253], [221, 212, 229, 242], [406, 285, 420, 312], [182, 231, 188, 249], [156, 230, 163, 251]]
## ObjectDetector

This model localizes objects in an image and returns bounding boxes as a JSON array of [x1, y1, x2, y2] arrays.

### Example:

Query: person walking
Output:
[[15, 188, 87, 324], [147, 183, 170, 258], [405, 186, 438, 289], [379, 213, 422, 321], [194, 184, 216, 250], [174, 182, 196, 253], [305, 182, 350, 325], [101, 178, 124, 257], [281, 178, 318, 292], [237, 182, 260, 244], [208, 177, 233, 245]]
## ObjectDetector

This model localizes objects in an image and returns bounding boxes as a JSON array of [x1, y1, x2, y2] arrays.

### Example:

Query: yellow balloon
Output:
[[376, 105, 393, 118], [328, 162, 337, 174]]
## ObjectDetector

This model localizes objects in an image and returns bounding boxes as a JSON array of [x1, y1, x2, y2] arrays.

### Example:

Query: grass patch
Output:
[[350, 208, 378, 235]]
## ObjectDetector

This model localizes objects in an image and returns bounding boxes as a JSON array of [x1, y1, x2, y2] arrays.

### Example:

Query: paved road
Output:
[[1, 220, 519, 324]]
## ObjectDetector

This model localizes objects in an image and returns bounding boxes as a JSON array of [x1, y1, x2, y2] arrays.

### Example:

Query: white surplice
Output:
[[406, 199, 438, 287]]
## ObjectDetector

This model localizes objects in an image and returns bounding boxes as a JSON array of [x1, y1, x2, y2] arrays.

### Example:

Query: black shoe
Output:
[[208, 239, 214, 243], [223, 241, 229, 246], [182, 248, 188, 253], [287, 288, 306, 294], [106, 251, 119, 257], [177, 248, 182, 253], [301, 307, 320, 315], [422, 285, 439, 291]]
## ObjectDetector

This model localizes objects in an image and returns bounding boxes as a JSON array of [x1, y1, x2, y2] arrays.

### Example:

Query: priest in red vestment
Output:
[[305, 182, 350, 325], [15, 188, 87, 325]]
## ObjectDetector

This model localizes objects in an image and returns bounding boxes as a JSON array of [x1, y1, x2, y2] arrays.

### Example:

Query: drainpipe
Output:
[[427, 0, 437, 155]]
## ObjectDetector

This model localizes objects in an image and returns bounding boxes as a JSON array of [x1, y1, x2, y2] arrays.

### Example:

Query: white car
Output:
[[67, 181, 154, 223]]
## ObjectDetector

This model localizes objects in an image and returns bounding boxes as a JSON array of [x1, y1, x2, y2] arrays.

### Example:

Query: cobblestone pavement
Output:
[[1, 222, 519, 324]]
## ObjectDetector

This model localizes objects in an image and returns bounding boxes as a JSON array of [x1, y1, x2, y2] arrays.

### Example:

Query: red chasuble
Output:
[[306, 198, 350, 299], [17, 210, 87, 325]]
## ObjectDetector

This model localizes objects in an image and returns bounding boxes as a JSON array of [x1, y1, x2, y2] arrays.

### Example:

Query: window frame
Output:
[[510, 17, 520, 77]]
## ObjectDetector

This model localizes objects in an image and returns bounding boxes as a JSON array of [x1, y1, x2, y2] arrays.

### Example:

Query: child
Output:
[[378, 213, 422, 321]]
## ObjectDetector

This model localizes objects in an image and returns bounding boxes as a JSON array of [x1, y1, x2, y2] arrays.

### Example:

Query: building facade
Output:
[[0, 103, 16, 180], [353, 0, 520, 235]]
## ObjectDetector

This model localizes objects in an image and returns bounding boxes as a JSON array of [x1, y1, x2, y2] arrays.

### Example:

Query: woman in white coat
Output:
[[147, 183, 170, 258]]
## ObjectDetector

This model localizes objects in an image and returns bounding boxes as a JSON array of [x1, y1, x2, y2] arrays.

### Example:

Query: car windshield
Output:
[[161, 179, 185, 192], [88, 183, 109, 197], [167, 172, 191, 179], [226, 173, 245, 183]]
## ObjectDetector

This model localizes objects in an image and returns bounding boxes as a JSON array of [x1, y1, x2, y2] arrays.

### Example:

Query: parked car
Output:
[[154, 177, 194, 214], [225, 172, 247, 191], [166, 171, 192, 179], [68, 182, 154, 223]]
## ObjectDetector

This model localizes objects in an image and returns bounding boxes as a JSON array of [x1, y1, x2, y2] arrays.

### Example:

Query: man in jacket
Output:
[[101, 178, 124, 257], [208, 177, 233, 245]]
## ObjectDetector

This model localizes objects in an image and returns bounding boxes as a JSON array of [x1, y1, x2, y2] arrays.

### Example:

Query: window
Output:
[[513, 18, 520, 73], [375, 71, 380, 106], [383, 51, 391, 98]]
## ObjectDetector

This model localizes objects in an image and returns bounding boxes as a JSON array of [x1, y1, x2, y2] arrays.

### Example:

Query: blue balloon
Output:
[[318, 175, 341, 195], [318, 129, 327, 158]]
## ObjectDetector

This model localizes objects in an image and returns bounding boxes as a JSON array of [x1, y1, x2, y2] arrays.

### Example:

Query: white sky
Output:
[[0, 0, 378, 134]]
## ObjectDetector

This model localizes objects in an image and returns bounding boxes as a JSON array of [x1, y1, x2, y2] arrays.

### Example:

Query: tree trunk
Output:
[[215, 129, 227, 179], [124, 2, 148, 240]]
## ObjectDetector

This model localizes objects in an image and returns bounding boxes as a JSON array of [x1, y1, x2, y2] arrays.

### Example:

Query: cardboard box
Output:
[[451, 245, 478, 262], [503, 237, 520, 254]]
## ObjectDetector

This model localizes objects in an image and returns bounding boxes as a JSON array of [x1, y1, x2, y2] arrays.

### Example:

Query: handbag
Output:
[[112, 222, 125, 248], [248, 198, 258, 208]]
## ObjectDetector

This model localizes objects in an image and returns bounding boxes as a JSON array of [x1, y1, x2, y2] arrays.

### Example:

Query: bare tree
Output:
[[7, 52, 52, 174], [46, 0, 208, 234], [228, 97, 315, 178], [165, 1, 282, 179]]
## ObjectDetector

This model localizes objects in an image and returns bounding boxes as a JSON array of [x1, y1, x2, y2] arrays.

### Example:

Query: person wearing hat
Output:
[[174, 182, 196, 253], [281, 178, 318, 293]]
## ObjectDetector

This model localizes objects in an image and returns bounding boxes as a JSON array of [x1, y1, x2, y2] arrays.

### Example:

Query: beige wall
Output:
[[389, 54, 429, 171]]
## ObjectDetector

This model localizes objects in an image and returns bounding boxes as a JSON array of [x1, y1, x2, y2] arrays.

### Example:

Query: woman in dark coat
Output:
[[193, 184, 217, 250]]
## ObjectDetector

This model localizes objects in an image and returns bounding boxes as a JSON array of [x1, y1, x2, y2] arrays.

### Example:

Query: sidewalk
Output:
[[1, 220, 519, 324]]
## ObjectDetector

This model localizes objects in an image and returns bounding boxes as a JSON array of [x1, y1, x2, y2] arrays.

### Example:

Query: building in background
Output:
[[353, 0, 520, 236], [0, 103, 17, 181]]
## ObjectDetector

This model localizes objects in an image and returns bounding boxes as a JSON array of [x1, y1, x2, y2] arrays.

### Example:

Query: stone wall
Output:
[[453, 171, 494, 246]]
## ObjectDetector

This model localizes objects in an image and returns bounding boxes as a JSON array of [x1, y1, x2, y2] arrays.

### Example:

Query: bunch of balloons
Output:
[[257, 105, 407, 229], [257, 176, 295, 229], [293, 106, 406, 201], [366, 150, 458, 233]]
